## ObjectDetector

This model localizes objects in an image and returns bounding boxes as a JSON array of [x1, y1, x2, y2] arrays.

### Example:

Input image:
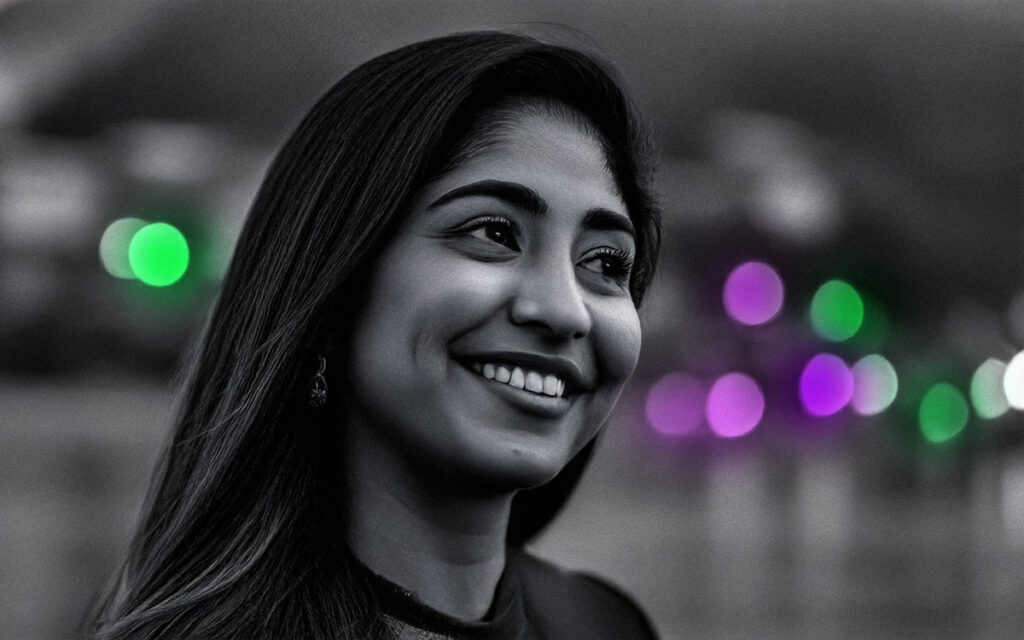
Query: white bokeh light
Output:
[[1004, 351, 1024, 411]]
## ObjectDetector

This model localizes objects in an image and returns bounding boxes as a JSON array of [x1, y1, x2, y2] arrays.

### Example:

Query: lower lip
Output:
[[456, 362, 574, 419]]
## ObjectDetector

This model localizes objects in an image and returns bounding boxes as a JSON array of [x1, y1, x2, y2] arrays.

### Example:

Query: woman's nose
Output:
[[508, 260, 592, 340]]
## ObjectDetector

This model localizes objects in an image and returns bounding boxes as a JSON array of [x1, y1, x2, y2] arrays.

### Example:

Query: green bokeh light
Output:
[[810, 280, 864, 342], [128, 222, 190, 286], [919, 383, 969, 444]]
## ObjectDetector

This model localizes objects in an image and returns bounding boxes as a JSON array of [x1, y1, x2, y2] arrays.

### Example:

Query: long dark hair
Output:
[[91, 31, 660, 639]]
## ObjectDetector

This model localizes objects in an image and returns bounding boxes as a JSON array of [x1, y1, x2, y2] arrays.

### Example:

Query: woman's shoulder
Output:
[[510, 550, 659, 640]]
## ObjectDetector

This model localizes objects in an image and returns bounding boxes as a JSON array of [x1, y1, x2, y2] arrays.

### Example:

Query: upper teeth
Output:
[[473, 362, 566, 398]]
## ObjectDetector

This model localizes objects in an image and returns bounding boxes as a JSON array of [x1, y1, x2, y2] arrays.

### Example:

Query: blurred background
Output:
[[0, 1, 1022, 638]]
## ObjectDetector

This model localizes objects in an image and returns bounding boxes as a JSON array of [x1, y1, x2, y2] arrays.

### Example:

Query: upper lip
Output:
[[454, 350, 591, 394]]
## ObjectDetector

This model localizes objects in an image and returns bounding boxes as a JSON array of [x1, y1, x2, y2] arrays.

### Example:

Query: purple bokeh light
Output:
[[799, 353, 854, 417], [645, 372, 706, 436], [722, 261, 785, 326], [706, 372, 765, 438]]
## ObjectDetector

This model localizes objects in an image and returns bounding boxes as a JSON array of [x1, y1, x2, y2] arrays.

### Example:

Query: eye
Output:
[[465, 215, 520, 251], [579, 247, 634, 284]]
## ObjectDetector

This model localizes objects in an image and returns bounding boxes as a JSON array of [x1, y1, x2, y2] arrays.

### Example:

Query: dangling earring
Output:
[[309, 354, 327, 408]]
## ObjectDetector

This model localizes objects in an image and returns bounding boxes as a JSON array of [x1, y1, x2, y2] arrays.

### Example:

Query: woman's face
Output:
[[344, 108, 641, 490]]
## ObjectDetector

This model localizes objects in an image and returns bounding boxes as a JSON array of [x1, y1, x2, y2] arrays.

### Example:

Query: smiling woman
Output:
[[90, 31, 660, 640]]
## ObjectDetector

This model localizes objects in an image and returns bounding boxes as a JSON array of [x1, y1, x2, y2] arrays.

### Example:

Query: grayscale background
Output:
[[1, 1, 1022, 639]]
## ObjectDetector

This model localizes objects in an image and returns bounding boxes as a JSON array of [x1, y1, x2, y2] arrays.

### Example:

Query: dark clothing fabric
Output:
[[356, 549, 658, 640]]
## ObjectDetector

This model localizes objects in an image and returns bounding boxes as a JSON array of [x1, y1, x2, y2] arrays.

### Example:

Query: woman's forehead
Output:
[[420, 110, 625, 215], [440, 99, 614, 179]]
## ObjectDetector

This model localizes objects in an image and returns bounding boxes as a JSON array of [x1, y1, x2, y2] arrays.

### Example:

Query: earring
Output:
[[308, 354, 327, 408]]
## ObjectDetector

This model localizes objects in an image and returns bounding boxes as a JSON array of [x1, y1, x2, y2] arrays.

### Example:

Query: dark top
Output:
[[356, 549, 658, 639]]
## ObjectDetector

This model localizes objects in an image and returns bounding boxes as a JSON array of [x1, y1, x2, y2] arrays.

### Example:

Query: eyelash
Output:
[[451, 215, 634, 284], [584, 247, 634, 283], [459, 215, 520, 251]]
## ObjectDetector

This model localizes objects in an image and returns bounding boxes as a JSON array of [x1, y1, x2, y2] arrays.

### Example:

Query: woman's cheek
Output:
[[594, 301, 642, 385], [439, 259, 516, 305]]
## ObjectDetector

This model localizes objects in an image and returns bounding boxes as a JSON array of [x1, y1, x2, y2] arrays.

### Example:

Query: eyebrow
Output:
[[426, 179, 635, 238]]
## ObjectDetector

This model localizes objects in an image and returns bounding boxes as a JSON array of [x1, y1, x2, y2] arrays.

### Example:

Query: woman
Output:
[[91, 31, 661, 639]]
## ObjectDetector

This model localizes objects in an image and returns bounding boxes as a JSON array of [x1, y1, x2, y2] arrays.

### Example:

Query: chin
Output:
[[443, 421, 596, 493]]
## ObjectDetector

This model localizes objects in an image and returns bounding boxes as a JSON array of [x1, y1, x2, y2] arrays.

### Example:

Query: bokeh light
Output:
[[809, 280, 864, 342], [706, 372, 764, 438], [645, 372, 706, 436], [722, 261, 785, 325], [851, 354, 898, 416], [919, 383, 969, 444], [799, 353, 854, 417], [970, 358, 1009, 419], [99, 217, 147, 279], [128, 222, 190, 287], [1005, 350, 1024, 411]]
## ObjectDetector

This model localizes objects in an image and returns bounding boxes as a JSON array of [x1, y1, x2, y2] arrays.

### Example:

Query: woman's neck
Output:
[[342, 422, 514, 621]]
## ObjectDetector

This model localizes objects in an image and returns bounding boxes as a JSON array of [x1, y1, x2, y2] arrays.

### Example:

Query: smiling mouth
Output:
[[469, 362, 566, 398]]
